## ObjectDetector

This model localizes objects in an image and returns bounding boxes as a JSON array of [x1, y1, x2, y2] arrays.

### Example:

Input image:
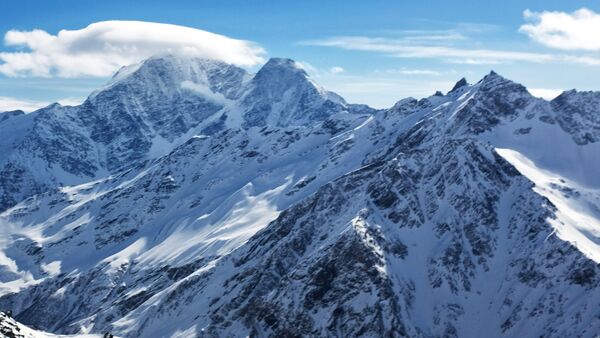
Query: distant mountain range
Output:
[[0, 55, 598, 338]]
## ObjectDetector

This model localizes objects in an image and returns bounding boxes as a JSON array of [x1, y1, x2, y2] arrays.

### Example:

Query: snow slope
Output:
[[0, 312, 108, 338]]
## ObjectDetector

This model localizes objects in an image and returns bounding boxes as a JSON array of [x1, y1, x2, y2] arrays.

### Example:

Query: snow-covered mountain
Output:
[[0, 55, 355, 213], [0, 55, 598, 338]]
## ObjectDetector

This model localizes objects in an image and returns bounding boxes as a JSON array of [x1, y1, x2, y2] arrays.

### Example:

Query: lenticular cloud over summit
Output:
[[0, 20, 266, 77]]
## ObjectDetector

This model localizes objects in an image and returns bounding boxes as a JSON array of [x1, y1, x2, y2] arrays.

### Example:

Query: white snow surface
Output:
[[1, 311, 109, 338]]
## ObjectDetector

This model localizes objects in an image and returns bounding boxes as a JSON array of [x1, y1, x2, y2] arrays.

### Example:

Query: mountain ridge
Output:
[[0, 54, 598, 338]]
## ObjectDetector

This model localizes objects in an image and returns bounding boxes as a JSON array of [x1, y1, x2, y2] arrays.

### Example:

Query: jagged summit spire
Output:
[[478, 70, 511, 85], [474, 70, 528, 94], [449, 77, 468, 93], [481, 70, 502, 81]]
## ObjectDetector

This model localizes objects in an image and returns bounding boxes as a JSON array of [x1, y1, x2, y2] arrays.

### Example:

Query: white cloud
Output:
[[0, 20, 266, 78], [329, 66, 345, 74], [0, 96, 83, 112], [528, 88, 563, 100], [520, 8, 600, 51], [302, 35, 600, 66]]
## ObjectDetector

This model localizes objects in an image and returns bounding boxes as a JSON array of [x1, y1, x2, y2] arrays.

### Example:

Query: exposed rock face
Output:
[[189, 138, 598, 338], [0, 55, 599, 338], [550, 89, 600, 145], [449, 77, 468, 93]]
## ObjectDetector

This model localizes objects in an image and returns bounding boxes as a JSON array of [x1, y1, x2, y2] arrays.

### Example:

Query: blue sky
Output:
[[1, 0, 600, 109]]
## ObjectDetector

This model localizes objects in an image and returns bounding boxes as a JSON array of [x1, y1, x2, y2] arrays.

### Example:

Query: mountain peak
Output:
[[554, 88, 600, 99], [475, 70, 529, 96], [261, 57, 305, 70], [449, 77, 469, 93], [253, 57, 310, 84], [240, 58, 346, 128], [480, 70, 503, 82], [0, 109, 24, 116], [249, 57, 319, 97]]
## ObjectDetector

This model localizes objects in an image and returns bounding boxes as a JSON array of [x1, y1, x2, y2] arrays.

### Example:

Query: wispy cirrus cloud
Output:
[[377, 21, 499, 38], [377, 30, 467, 43], [520, 8, 600, 51], [301, 35, 600, 66], [0, 21, 266, 78], [301, 14, 600, 67]]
